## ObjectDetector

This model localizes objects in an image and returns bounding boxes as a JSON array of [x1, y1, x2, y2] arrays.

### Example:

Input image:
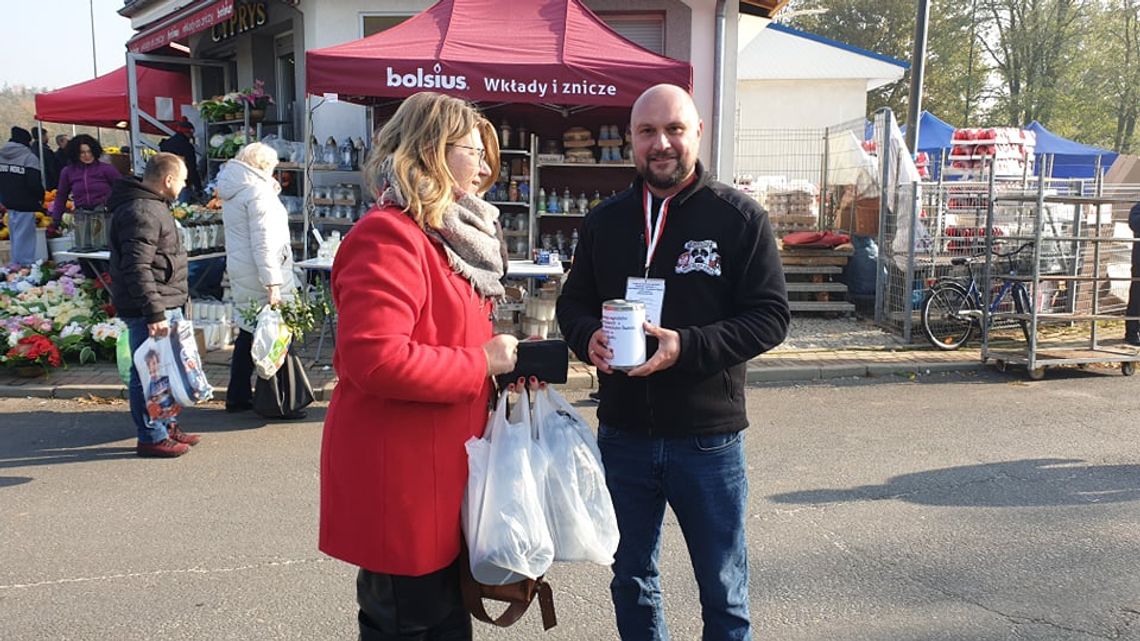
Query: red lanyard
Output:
[[643, 185, 672, 276]]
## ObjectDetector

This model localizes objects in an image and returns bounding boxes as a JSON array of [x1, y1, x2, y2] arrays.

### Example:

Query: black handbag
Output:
[[253, 352, 315, 418], [494, 339, 569, 388]]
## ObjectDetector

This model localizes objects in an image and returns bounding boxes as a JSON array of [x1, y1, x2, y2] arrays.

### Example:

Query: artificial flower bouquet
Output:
[[3, 334, 62, 373]]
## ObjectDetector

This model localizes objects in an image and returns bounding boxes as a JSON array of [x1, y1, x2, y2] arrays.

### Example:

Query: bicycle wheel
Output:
[[1013, 285, 1033, 345], [922, 284, 975, 350]]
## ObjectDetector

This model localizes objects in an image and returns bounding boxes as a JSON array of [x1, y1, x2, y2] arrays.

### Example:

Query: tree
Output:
[[976, 0, 1089, 126], [786, 0, 981, 127]]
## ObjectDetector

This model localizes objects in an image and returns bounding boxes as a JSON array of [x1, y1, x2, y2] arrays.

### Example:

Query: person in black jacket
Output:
[[31, 126, 60, 190], [556, 84, 789, 641], [0, 127, 45, 264], [107, 152, 202, 458], [1125, 202, 1140, 346], [159, 119, 202, 198]]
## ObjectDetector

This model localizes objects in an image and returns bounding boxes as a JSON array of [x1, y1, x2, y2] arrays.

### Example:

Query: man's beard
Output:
[[638, 153, 692, 190]]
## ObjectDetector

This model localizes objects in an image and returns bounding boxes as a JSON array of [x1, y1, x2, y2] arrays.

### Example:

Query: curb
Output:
[[0, 357, 989, 401], [745, 359, 985, 384]]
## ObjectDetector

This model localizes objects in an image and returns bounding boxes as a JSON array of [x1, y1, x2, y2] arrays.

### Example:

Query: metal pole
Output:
[[90, 0, 102, 143], [981, 162, 997, 361], [874, 109, 892, 326], [127, 53, 144, 176], [964, 0, 978, 127], [905, 0, 931, 152], [820, 126, 829, 231]]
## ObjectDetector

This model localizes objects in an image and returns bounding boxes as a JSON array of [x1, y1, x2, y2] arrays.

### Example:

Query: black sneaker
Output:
[[588, 391, 601, 404]]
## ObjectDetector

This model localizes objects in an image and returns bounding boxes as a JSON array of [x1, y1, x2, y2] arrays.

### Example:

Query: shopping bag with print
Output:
[[168, 318, 213, 406], [132, 336, 183, 422], [251, 305, 292, 379], [533, 387, 619, 565]]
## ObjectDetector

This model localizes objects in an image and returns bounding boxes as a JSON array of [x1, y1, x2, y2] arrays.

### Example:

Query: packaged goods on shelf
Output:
[[945, 127, 1036, 178]]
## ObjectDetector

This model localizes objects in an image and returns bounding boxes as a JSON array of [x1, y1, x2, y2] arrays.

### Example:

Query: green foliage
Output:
[[783, 0, 1135, 151], [238, 284, 331, 343]]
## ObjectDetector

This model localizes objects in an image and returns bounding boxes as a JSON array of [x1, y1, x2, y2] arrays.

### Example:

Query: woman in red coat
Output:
[[320, 92, 519, 640]]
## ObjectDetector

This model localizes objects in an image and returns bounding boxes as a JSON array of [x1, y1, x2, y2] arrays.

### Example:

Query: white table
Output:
[[294, 258, 336, 363], [54, 250, 227, 292], [294, 257, 333, 271], [53, 250, 226, 263], [507, 260, 564, 279]]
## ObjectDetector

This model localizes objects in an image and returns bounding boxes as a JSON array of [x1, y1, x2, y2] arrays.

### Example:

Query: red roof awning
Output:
[[127, 0, 234, 54], [34, 66, 193, 134], [306, 0, 692, 108]]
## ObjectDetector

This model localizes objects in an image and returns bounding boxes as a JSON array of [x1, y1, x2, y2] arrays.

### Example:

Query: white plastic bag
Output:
[[533, 387, 619, 565], [463, 389, 554, 585], [251, 305, 292, 379]]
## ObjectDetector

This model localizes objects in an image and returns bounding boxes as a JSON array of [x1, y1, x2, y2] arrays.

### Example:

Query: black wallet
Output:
[[495, 339, 569, 387]]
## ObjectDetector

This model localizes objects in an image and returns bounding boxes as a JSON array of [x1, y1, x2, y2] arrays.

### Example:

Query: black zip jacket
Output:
[[0, 141, 45, 212], [557, 162, 789, 436], [106, 178, 189, 322]]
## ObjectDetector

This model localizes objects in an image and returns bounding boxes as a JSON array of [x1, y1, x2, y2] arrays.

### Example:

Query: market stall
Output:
[[34, 65, 193, 135], [1024, 121, 1119, 180], [303, 0, 692, 337]]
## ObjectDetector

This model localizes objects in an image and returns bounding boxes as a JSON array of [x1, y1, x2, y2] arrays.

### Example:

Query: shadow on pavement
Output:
[[769, 458, 1140, 507], [0, 405, 326, 473], [0, 476, 33, 488]]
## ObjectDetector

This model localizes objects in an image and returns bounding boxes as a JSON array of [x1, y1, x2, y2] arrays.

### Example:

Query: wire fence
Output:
[[733, 117, 868, 235], [730, 110, 1139, 340]]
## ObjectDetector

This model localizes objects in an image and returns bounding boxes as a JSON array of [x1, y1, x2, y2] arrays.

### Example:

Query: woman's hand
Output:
[[266, 284, 282, 306], [482, 334, 519, 376]]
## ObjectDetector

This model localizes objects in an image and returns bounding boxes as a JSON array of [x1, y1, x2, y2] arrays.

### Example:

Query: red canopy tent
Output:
[[306, 0, 692, 107], [34, 66, 193, 134]]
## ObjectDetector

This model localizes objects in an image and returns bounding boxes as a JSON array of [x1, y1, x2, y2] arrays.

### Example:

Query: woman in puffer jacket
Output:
[[217, 142, 298, 415]]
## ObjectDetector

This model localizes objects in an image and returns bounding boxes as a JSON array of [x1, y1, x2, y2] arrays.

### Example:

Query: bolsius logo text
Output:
[[387, 63, 469, 91]]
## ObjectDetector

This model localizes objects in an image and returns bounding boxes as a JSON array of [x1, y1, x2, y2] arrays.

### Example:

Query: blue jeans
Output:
[[125, 309, 184, 444], [598, 425, 750, 641], [8, 210, 38, 265]]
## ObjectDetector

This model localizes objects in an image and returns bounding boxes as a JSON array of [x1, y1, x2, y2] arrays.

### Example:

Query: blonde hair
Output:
[[365, 92, 499, 229], [234, 142, 279, 173]]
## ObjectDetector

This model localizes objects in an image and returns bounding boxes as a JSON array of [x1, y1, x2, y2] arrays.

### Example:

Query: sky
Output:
[[4, 0, 137, 90]]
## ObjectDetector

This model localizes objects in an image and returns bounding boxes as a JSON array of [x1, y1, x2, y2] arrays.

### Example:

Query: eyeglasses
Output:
[[451, 144, 486, 162]]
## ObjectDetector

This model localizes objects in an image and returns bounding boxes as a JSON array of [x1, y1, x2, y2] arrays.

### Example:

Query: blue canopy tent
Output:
[[1025, 121, 1118, 180], [899, 111, 956, 179]]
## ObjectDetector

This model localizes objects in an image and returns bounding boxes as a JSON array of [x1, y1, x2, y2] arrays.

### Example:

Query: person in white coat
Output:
[[217, 142, 299, 415]]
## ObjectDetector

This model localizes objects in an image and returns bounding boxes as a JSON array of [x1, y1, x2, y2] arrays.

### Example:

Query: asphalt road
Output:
[[1, 368, 1139, 640]]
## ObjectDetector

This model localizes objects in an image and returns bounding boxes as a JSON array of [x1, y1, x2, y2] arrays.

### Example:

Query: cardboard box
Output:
[[194, 327, 208, 356], [836, 198, 880, 236]]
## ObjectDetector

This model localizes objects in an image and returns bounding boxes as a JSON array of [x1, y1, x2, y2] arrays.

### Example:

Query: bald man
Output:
[[557, 84, 789, 640]]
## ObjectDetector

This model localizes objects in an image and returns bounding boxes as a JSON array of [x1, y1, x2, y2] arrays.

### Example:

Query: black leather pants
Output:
[[357, 559, 472, 641]]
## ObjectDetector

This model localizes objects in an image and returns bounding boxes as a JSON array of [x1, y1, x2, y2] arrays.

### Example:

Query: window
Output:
[[597, 13, 665, 55], [362, 15, 412, 38]]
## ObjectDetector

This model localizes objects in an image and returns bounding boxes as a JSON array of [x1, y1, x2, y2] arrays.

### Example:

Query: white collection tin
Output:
[[602, 299, 646, 369]]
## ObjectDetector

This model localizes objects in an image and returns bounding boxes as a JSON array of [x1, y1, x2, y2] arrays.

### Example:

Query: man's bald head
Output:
[[630, 84, 703, 197]]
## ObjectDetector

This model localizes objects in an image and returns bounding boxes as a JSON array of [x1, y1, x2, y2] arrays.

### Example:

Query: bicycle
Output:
[[921, 243, 1035, 350]]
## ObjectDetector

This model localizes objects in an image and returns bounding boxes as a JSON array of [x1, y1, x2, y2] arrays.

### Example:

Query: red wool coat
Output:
[[320, 205, 494, 576]]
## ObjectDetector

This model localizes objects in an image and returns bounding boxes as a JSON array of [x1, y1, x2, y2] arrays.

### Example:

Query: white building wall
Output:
[[737, 79, 867, 130]]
